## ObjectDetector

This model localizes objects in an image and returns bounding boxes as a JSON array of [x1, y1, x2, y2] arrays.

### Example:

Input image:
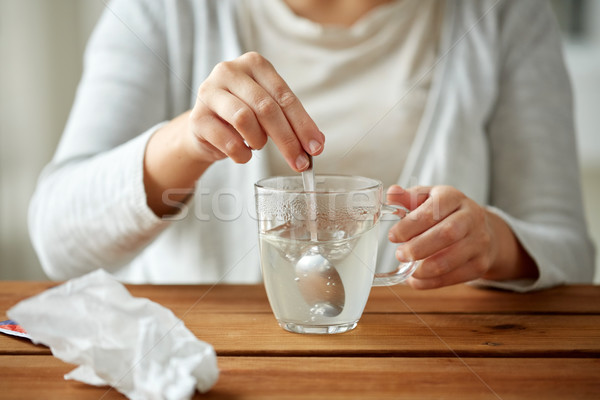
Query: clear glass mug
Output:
[[254, 175, 421, 334]]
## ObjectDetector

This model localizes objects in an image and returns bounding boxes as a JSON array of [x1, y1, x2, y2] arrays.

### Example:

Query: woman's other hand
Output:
[[386, 185, 538, 289]]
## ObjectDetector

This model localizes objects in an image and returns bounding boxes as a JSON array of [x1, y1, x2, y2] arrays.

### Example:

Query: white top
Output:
[[239, 0, 442, 188], [29, 0, 595, 291]]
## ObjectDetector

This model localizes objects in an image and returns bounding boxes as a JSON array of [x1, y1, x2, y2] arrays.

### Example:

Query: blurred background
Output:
[[1, 0, 599, 282]]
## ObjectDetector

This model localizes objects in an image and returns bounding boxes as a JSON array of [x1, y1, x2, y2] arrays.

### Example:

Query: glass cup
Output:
[[254, 175, 421, 334]]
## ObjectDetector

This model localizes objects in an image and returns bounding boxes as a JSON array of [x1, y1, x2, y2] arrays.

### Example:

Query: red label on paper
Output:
[[0, 319, 30, 339]]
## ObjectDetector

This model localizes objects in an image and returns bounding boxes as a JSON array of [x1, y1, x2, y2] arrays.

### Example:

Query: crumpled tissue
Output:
[[7, 269, 219, 400]]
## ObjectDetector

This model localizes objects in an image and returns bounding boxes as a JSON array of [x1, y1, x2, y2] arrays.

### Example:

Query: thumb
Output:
[[386, 185, 432, 211]]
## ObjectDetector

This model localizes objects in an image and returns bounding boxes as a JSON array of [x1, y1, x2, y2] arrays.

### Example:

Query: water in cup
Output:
[[259, 220, 379, 334]]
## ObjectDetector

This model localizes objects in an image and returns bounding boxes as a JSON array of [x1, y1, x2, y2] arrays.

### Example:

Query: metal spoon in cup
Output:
[[296, 155, 345, 317]]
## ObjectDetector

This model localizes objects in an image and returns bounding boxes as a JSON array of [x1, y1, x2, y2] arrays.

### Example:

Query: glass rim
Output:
[[254, 174, 383, 194]]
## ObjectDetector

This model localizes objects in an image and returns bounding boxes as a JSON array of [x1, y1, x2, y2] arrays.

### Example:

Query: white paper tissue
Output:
[[8, 269, 219, 400]]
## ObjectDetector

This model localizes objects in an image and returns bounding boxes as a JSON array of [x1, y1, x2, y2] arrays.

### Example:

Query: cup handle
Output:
[[372, 204, 422, 286]]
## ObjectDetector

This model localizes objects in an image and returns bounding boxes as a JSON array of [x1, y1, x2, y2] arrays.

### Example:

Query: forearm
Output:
[[30, 128, 169, 280]]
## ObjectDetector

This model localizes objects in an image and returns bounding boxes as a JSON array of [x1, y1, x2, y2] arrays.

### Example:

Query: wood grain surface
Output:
[[0, 355, 598, 399], [1, 282, 599, 399]]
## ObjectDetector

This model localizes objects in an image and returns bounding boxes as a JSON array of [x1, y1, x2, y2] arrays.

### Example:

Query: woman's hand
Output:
[[144, 52, 324, 216], [188, 51, 324, 170], [386, 185, 538, 289]]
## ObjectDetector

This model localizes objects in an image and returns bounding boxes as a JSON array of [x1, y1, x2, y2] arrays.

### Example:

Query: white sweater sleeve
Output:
[[476, 0, 595, 291], [29, 0, 173, 280]]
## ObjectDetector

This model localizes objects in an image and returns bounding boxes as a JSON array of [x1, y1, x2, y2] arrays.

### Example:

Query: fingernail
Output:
[[388, 231, 397, 242], [308, 140, 322, 154], [295, 153, 310, 170], [396, 247, 410, 262]]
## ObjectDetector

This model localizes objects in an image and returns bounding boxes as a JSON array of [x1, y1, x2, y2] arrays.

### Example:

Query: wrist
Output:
[[144, 112, 212, 217], [483, 209, 539, 282]]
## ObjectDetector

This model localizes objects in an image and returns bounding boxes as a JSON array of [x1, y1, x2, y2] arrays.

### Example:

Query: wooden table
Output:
[[1, 281, 599, 399]]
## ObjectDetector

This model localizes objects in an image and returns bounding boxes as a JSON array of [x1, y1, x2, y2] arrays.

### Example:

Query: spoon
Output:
[[296, 155, 345, 317], [301, 155, 318, 242], [295, 247, 345, 317]]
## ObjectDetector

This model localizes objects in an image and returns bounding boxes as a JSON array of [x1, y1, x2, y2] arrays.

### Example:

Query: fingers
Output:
[[231, 72, 311, 170], [409, 238, 487, 280], [387, 186, 463, 245], [245, 53, 324, 157], [193, 52, 324, 171], [393, 207, 472, 262], [188, 105, 251, 164], [198, 86, 267, 151], [407, 256, 489, 290], [386, 185, 494, 289], [386, 185, 431, 210]]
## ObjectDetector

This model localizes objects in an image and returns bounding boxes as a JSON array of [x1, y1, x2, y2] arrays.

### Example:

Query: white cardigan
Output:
[[29, 0, 595, 291]]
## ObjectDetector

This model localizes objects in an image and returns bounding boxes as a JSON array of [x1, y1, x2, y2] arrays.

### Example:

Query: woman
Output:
[[29, 0, 595, 291]]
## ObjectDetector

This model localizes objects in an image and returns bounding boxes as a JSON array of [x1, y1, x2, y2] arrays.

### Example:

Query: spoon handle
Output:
[[301, 155, 315, 191], [301, 155, 318, 241]]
